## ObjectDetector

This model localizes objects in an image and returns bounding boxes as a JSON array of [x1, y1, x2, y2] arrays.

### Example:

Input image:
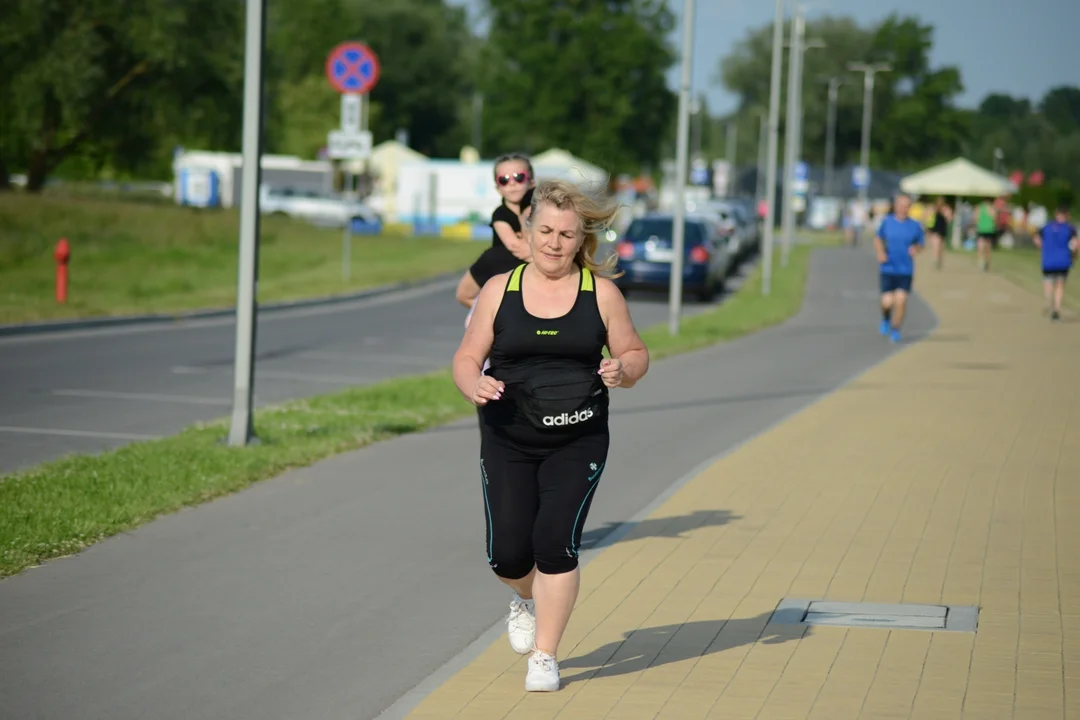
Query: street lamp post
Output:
[[668, 0, 695, 335], [823, 77, 843, 197], [780, 6, 803, 273], [780, 4, 825, 267], [761, 0, 785, 296], [848, 61, 891, 237], [755, 110, 767, 202]]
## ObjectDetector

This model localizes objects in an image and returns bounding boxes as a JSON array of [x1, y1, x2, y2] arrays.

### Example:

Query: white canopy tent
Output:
[[901, 157, 1018, 249], [531, 148, 608, 186], [900, 157, 1017, 198]]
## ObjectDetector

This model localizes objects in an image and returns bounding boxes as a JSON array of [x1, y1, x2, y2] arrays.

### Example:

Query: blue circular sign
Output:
[[325, 42, 380, 95]]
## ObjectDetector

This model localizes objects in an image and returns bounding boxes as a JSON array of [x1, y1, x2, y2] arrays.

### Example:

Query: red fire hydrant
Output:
[[54, 238, 70, 304]]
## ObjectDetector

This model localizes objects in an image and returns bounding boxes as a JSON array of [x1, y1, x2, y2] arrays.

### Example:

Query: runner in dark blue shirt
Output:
[[1033, 205, 1079, 321], [874, 193, 924, 343]]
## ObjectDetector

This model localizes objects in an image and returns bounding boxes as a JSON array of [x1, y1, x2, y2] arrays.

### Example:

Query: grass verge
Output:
[[987, 247, 1080, 311], [0, 191, 482, 325], [0, 245, 812, 578]]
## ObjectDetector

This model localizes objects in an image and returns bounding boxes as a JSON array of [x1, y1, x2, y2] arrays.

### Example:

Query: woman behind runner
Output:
[[455, 153, 536, 311], [452, 179, 649, 692]]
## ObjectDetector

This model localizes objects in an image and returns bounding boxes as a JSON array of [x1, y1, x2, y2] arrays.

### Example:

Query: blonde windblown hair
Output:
[[526, 179, 624, 279]]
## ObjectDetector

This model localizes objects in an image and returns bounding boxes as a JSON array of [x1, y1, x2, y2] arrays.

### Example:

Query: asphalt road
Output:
[[0, 269, 736, 474], [0, 248, 936, 720]]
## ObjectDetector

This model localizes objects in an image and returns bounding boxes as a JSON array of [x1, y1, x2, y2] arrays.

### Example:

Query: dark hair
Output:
[[493, 152, 534, 180], [1057, 204, 1070, 215]]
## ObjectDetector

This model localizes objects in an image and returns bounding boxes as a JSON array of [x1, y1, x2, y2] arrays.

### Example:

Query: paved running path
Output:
[[0, 248, 933, 720], [400, 254, 1080, 719]]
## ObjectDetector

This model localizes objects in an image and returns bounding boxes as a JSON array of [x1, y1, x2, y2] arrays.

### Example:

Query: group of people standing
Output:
[[874, 193, 1077, 342], [452, 153, 650, 692]]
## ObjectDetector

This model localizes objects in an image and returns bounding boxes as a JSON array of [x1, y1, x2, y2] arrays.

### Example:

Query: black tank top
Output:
[[481, 263, 609, 447]]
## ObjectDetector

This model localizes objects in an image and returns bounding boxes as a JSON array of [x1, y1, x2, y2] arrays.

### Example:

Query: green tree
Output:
[[717, 13, 967, 172], [265, 0, 475, 159], [478, 0, 676, 173], [0, 0, 244, 191], [1039, 86, 1080, 136]]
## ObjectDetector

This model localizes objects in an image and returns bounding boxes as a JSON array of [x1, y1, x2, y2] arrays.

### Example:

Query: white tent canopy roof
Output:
[[900, 157, 1017, 198], [530, 148, 607, 185]]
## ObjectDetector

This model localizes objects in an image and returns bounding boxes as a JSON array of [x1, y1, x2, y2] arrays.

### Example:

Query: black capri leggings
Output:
[[479, 428, 609, 579]]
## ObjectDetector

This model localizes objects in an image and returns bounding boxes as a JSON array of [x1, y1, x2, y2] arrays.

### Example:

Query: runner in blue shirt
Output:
[[874, 193, 924, 342], [1033, 205, 1079, 321]]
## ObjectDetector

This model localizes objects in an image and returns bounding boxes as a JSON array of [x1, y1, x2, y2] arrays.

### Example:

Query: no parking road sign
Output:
[[325, 41, 380, 95]]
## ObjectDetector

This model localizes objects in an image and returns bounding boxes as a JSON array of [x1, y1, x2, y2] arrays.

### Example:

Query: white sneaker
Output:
[[525, 651, 560, 692], [507, 594, 535, 655]]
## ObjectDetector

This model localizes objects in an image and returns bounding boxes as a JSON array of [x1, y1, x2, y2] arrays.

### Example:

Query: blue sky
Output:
[[450, 0, 1078, 113]]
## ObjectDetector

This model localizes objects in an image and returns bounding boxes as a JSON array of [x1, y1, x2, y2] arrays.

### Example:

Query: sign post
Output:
[[228, 0, 267, 447], [325, 41, 380, 283]]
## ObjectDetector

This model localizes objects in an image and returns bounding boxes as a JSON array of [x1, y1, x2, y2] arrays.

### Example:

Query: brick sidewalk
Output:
[[406, 254, 1080, 720]]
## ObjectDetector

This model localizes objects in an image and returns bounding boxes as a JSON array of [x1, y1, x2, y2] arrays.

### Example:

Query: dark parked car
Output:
[[613, 214, 734, 301]]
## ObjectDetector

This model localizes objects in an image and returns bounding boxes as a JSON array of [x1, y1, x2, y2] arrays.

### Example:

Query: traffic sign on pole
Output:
[[852, 165, 869, 190], [325, 42, 380, 95], [327, 129, 372, 159], [341, 93, 361, 132]]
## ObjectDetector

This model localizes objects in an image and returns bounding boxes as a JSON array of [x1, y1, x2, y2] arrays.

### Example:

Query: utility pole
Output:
[[823, 77, 843, 197], [791, 36, 825, 201], [725, 121, 738, 193], [227, 0, 267, 447], [761, 0, 785, 296], [755, 110, 767, 202], [668, 0, 695, 335], [849, 61, 891, 238], [780, 5, 803, 269]]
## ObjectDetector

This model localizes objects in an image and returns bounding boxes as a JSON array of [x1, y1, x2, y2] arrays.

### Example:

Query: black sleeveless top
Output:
[[481, 263, 609, 447]]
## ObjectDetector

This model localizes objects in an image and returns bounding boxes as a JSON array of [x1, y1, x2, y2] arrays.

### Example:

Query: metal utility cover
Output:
[[771, 599, 978, 633]]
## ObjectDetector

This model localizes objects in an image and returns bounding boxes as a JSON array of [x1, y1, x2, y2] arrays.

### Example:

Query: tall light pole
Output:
[[848, 61, 891, 236], [228, 0, 267, 447], [668, 0, 695, 335], [779, 5, 804, 269], [823, 77, 843, 197], [755, 110, 767, 202], [761, 0, 785, 296], [726, 120, 738, 186], [791, 36, 825, 198]]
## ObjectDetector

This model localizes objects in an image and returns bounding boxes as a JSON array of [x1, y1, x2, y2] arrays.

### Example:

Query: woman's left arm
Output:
[[597, 278, 649, 388]]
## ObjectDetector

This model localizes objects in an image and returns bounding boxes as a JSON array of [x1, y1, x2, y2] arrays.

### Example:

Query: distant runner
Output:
[[1033, 205, 1079, 321], [928, 197, 952, 270], [974, 198, 997, 272], [875, 193, 924, 343]]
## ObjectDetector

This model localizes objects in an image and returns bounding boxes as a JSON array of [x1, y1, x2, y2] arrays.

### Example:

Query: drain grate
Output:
[[772, 599, 978, 633]]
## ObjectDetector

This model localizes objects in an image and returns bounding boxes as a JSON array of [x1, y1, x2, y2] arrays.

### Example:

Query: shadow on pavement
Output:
[[560, 612, 807, 685], [578, 508, 740, 550], [609, 387, 836, 418]]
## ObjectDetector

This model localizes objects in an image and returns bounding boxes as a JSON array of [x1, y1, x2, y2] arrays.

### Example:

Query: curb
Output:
[[0, 270, 463, 338]]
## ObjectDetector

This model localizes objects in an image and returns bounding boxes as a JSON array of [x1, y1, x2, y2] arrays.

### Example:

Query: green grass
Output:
[[0, 191, 482, 324], [0, 245, 812, 578], [988, 247, 1080, 311]]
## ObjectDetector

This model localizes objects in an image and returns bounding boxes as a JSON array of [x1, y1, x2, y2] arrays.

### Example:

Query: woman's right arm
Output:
[[453, 277, 505, 404]]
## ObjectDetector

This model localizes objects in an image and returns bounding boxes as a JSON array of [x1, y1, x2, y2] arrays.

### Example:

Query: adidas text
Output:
[[542, 407, 595, 427]]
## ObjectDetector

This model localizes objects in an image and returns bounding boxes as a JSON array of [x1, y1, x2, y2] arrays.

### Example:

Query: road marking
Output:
[[0, 278, 458, 346], [298, 351, 438, 368], [170, 365, 369, 385], [0, 425, 159, 441], [52, 389, 231, 406]]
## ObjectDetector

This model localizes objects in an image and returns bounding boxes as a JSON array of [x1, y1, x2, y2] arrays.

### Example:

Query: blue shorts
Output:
[[880, 273, 913, 294]]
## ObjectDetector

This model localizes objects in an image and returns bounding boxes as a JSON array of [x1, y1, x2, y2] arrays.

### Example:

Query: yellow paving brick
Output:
[[405, 257, 1080, 719]]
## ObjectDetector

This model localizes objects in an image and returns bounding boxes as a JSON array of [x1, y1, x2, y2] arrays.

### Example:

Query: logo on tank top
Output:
[[536, 329, 559, 336], [542, 407, 595, 427]]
